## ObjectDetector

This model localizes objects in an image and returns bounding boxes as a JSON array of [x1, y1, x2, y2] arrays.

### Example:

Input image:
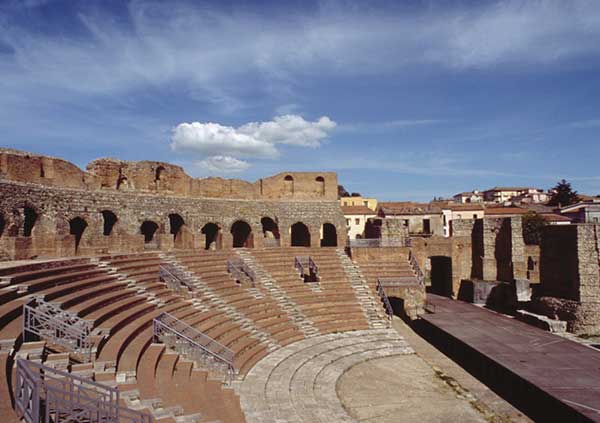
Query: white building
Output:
[[441, 204, 485, 237], [341, 205, 376, 239]]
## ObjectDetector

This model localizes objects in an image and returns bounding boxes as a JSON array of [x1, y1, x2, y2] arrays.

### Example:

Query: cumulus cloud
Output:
[[171, 122, 278, 158], [171, 114, 336, 163], [238, 115, 336, 147], [195, 156, 251, 173]]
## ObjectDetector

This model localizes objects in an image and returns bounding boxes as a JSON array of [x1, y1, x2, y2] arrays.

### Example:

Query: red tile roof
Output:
[[341, 205, 376, 215], [484, 207, 529, 216]]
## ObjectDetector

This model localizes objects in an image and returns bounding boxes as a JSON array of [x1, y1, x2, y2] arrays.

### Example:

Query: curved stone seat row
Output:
[[239, 328, 413, 423]]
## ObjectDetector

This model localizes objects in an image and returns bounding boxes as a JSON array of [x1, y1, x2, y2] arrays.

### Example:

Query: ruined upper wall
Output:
[[0, 148, 93, 189], [0, 149, 337, 201]]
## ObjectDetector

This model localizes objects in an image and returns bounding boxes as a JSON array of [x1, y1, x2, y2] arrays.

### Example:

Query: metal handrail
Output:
[[23, 300, 93, 361], [227, 259, 255, 285], [308, 256, 318, 275], [294, 256, 304, 275], [376, 279, 394, 319], [160, 264, 193, 294], [409, 250, 425, 286], [15, 359, 151, 423], [153, 312, 235, 378]]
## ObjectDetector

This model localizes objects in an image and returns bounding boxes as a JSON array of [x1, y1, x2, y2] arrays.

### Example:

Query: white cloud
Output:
[[238, 115, 336, 147], [195, 156, 251, 173], [170, 114, 336, 159], [171, 121, 278, 158]]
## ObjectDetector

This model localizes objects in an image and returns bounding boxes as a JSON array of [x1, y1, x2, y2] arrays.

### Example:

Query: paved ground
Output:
[[422, 294, 600, 422], [338, 353, 488, 423], [392, 318, 532, 423], [238, 329, 413, 422]]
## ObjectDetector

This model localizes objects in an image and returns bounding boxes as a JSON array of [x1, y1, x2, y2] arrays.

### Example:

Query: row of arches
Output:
[[202, 220, 338, 249], [0, 206, 339, 252]]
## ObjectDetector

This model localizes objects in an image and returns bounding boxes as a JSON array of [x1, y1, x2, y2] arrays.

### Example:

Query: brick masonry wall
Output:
[[0, 180, 346, 260]]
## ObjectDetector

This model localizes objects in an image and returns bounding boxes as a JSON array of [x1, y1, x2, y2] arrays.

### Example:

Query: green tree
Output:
[[522, 212, 546, 245], [548, 179, 580, 207]]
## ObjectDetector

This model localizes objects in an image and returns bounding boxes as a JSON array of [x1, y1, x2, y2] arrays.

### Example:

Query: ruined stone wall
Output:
[[539, 225, 579, 300], [0, 180, 346, 260], [0, 149, 92, 189], [534, 224, 600, 334], [481, 217, 527, 283], [510, 216, 527, 280], [524, 244, 540, 284], [404, 219, 473, 298], [1, 149, 338, 201], [380, 219, 409, 245]]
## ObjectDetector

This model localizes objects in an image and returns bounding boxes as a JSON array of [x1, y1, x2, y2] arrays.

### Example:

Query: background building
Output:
[[341, 205, 376, 239], [340, 196, 378, 211]]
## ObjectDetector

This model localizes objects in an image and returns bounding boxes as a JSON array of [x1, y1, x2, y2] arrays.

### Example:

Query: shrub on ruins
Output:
[[548, 179, 581, 207], [522, 212, 546, 245]]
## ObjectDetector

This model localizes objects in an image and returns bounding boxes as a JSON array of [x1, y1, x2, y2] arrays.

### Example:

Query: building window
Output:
[[355, 218, 360, 225], [473, 214, 478, 219], [363, 201, 368, 206], [423, 219, 431, 234], [346, 219, 350, 225]]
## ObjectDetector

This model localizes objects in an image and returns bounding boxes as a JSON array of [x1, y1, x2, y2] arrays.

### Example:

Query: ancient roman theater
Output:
[[0, 148, 599, 423]]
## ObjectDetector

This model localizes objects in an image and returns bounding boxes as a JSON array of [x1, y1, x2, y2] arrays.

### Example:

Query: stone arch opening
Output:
[[39, 162, 45, 178], [116, 175, 128, 190], [141, 221, 159, 244], [69, 217, 88, 253], [231, 220, 253, 248], [169, 214, 185, 240], [291, 222, 311, 247], [23, 207, 37, 237], [429, 256, 453, 297], [284, 175, 294, 195], [321, 223, 337, 247], [364, 219, 382, 239], [155, 166, 166, 181], [202, 222, 221, 250], [101, 210, 117, 236], [315, 176, 325, 195], [261, 217, 280, 240]]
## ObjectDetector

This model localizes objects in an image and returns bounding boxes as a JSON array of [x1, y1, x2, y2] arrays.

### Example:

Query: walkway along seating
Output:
[[348, 238, 412, 248], [153, 312, 235, 383], [23, 298, 93, 361], [15, 358, 151, 423]]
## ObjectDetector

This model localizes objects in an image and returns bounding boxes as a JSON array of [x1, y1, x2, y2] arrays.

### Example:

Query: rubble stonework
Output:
[[0, 149, 345, 260], [534, 224, 600, 334]]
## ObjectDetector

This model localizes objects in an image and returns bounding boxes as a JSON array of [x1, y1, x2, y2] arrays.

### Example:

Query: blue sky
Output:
[[1, 0, 600, 201]]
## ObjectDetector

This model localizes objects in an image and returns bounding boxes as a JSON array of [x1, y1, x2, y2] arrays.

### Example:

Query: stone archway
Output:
[[69, 216, 88, 253], [23, 207, 37, 237], [201, 222, 221, 250], [321, 223, 337, 247], [231, 220, 253, 248], [101, 210, 118, 236], [430, 256, 453, 297], [141, 220, 159, 246], [291, 222, 311, 247], [261, 217, 280, 246]]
